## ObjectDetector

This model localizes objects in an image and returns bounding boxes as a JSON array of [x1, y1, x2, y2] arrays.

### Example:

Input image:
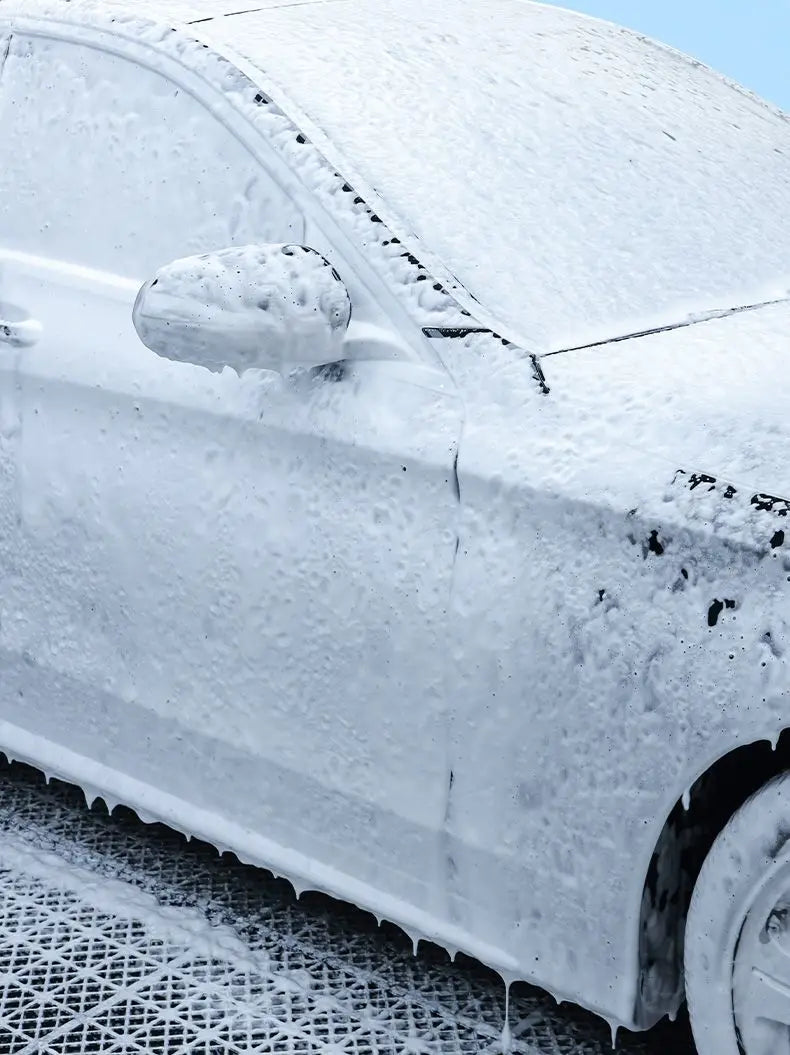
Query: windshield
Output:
[[205, 0, 790, 350]]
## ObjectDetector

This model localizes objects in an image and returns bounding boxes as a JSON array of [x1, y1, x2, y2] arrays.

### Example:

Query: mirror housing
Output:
[[133, 244, 352, 374]]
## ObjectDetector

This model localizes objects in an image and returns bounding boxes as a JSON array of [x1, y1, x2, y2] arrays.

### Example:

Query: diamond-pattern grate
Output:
[[0, 758, 693, 1053]]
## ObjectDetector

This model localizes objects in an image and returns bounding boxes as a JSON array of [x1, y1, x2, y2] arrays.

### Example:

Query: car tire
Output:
[[685, 770, 790, 1055]]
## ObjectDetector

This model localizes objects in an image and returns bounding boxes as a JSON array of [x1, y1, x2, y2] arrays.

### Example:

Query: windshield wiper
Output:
[[542, 294, 790, 358]]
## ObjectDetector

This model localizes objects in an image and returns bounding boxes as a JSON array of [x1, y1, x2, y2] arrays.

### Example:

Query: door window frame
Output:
[[4, 13, 436, 368]]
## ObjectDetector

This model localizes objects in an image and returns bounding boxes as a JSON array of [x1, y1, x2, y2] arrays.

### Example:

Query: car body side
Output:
[[1, 0, 789, 1034]]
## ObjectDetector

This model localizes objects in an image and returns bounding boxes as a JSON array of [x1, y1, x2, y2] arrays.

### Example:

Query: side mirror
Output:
[[133, 243, 352, 374]]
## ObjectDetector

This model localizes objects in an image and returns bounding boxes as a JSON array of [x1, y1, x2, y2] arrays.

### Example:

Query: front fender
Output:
[[428, 331, 790, 1028]]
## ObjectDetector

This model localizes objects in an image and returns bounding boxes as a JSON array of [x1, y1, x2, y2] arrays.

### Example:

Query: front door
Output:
[[0, 23, 462, 915]]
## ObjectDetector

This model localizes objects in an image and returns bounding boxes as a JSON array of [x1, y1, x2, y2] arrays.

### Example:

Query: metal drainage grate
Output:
[[0, 758, 693, 1054]]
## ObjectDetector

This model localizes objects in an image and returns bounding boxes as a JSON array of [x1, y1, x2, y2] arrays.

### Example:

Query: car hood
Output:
[[190, 0, 790, 352], [539, 298, 790, 501]]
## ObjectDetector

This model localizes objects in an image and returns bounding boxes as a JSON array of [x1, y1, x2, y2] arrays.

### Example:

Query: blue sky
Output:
[[538, 1, 789, 110]]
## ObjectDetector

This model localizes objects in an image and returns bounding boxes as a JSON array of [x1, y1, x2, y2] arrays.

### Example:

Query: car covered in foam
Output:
[[1, 2, 790, 1051]]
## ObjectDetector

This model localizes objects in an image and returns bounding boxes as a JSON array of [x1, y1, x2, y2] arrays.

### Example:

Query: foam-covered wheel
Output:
[[686, 771, 790, 1054]]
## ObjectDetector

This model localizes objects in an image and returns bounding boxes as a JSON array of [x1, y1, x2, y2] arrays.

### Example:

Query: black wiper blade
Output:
[[542, 295, 790, 358]]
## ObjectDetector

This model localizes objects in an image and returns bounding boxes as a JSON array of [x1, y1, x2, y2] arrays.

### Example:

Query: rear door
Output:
[[0, 21, 462, 911]]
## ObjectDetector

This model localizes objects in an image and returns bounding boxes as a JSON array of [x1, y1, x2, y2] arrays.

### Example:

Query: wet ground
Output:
[[0, 757, 696, 1054]]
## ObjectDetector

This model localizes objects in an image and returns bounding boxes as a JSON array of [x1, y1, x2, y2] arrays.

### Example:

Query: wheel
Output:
[[686, 771, 790, 1054]]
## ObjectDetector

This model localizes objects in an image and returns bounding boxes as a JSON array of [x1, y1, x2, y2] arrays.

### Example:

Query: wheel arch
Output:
[[633, 730, 790, 1028]]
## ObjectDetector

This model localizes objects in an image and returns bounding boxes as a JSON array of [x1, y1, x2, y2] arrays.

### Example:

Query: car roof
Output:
[[6, 0, 790, 350]]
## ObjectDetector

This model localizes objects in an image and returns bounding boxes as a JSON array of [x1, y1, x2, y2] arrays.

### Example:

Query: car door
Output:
[[0, 23, 462, 913]]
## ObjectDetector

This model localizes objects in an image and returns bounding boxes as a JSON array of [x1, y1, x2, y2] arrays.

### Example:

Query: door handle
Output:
[[0, 303, 42, 348]]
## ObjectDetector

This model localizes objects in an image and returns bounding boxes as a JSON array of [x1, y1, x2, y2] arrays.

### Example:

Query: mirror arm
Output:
[[340, 321, 413, 363]]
